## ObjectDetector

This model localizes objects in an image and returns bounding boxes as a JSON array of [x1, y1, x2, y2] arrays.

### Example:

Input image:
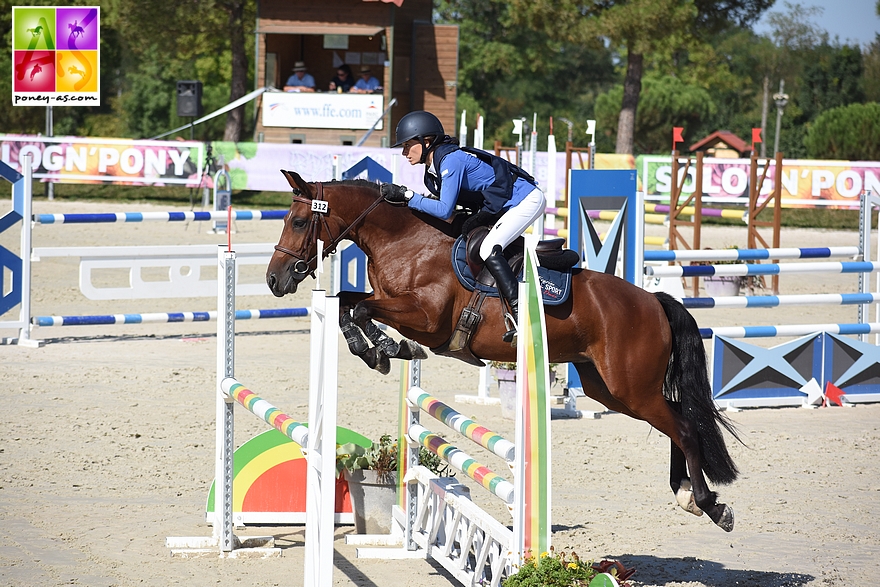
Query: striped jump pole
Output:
[[33, 209, 287, 224], [407, 421, 515, 504], [32, 307, 309, 327], [645, 246, 860, 263], [221, 378, 310, 448], [684, 292, 880, 309], [699, 322, 880, 339], [645, 202, 747, 222], [646, 260, 880, 278]]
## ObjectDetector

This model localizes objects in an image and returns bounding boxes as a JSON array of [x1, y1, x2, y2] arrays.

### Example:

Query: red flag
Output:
[[824, 382, 847, 406], [672, 127, 684, 143], [752, 128, 762, 145]]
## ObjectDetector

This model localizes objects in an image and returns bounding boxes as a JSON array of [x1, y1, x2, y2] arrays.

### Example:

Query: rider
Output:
[[382, 110, 546, 342]]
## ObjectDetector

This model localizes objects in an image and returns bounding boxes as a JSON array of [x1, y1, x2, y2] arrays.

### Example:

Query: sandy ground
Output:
[[2, 199, 879, 587]]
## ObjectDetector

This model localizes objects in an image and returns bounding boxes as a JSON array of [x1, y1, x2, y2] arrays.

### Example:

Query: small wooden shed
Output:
[[254, 0, 459, 147], [689, 130, 751, 158]]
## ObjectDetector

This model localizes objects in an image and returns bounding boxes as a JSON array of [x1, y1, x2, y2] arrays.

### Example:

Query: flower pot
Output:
[[343, 469, 397, 534], [704, 275, 742, 297], [494, 368, 517, 419]]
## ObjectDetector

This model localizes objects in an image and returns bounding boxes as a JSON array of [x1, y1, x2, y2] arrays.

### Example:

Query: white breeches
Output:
[[479, 187, 547, 260]]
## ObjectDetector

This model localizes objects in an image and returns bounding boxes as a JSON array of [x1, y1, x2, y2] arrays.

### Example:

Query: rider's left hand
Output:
[[381, 183, 411, 205]]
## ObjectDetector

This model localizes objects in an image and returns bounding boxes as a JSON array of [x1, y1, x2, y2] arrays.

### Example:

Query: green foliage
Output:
[[798, 43, 864, 122], [436, 0, 615, 149], [337, 434, 398, 478], [864, 36, 880, 102], [804, 102, 880, 160], [503, 549, 632, 587], [595, 75, 716, 154], [335, 434, 454, 480]]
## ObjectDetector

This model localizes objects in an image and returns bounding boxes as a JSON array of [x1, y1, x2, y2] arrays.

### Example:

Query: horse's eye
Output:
[[291, 218, 308, 229]]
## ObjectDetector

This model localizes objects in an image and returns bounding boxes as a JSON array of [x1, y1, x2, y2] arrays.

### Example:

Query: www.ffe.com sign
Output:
[[12, 6, 100, 106]]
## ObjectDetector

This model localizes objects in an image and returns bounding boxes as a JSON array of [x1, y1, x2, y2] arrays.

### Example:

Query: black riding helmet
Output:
[[393, 111, 446, 163]]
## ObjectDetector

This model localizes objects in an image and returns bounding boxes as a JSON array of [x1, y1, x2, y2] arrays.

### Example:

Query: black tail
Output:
[[654, 292, 741, 485]]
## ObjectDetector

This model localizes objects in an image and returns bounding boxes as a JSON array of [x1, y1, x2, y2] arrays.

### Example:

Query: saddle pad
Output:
[[451, 236, 572, 306]]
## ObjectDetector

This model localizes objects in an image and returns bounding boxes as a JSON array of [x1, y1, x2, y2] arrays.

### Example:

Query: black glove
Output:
[[380, 183, 410, 205]]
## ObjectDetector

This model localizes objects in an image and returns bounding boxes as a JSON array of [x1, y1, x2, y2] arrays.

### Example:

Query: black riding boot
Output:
[[484, 245, 519, 343]]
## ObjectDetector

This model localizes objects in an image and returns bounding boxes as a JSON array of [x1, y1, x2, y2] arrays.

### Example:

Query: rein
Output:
[[274, 181, 386, 277]]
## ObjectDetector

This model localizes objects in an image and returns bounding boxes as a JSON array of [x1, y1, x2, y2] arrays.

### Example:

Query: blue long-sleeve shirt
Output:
[[408, 149, 534, 219]]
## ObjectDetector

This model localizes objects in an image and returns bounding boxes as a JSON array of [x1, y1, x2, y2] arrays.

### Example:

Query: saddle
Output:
[[464, 226, 579, 288], [431, 226, 580, 366]]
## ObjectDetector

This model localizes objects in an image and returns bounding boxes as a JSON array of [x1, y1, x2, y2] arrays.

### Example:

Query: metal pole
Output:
[[45, 106, 54, 201], [773, 80, 788, 155]]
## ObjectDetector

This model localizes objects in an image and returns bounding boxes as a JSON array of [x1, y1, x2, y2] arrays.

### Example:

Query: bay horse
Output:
[[266, 171, 741, 532]]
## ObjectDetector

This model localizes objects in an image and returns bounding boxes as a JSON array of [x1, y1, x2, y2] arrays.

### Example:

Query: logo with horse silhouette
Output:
[[12, 6, 100, 104]]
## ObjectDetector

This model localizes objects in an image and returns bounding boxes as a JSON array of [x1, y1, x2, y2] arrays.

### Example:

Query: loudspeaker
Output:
[[176, 80, 203, 118]]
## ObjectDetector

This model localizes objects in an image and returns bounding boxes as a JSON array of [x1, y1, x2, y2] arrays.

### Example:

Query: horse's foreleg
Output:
[[351, 299, 428, 365], [340, 310, 369, 355], [337, 293, 393, 373], [339, 310, 394, 373]]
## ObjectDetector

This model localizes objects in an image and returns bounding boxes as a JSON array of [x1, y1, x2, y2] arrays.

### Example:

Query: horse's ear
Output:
[[280, 169, 311, 196]]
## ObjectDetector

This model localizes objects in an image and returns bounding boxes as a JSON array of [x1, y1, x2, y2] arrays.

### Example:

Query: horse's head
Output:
[[266, 170, 385, 297]]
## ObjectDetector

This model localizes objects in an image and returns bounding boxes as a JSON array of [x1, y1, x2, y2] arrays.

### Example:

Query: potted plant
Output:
[[489, 361, 557, 420], [503, 548, 635, 587], [698, 246, 747, 297], [336, 434, 398, 535], [336, 435, 452, 534]]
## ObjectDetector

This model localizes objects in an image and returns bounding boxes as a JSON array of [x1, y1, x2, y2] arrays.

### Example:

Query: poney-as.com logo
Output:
[[12, 6, 100, 106]]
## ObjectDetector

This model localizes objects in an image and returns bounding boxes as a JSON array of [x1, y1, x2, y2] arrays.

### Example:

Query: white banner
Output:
[[261, 92, 384, 130]]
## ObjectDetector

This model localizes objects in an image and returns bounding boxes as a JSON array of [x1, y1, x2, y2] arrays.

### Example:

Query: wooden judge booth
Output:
[[253, 0, 458, 147]]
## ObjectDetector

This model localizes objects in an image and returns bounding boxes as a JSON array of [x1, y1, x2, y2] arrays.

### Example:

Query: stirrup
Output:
[[502, 311, 517, 345]]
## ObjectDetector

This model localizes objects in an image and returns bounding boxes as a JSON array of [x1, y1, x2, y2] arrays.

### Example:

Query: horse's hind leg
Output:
[[670, 436, 703, 517], [667, 411, 734, 531], [577, 364, 732, 531]]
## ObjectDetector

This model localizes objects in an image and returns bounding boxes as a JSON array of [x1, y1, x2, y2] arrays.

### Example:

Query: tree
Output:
[[594, 74, 716, 153], [799, 42, 864, 122], [509, 0, 772, 155], [804, 102, 880, 160], [435, 0, 615, 149], [116, 0, 254, 141]]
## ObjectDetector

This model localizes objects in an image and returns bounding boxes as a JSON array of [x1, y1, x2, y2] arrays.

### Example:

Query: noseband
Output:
[[273, 181, 385, 279]]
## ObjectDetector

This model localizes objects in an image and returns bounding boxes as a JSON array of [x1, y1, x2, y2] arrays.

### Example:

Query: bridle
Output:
[[273, 181, 385, 279]]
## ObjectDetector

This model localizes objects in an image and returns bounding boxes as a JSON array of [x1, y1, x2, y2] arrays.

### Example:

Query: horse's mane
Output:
[[327, 179, 380, 192], [324, 178, 460, 239]]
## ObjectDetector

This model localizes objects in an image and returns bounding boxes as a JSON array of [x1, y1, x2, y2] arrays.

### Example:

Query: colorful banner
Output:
[[0, 135, 204, 186], [641, 155, 880, 209], [262, 93, 384, 130], [11, 6, 100, 106]]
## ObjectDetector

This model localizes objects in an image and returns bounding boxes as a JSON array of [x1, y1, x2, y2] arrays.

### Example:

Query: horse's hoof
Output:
[[675, 480, 703, 517], [402, 339, 428, 360], [375, 353, 391, 375], [715, 504, 734, 532]]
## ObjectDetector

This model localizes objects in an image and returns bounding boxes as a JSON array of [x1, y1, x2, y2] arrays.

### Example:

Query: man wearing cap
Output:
[[350, 65, 381, 93], [284, 61, 315, 92]]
